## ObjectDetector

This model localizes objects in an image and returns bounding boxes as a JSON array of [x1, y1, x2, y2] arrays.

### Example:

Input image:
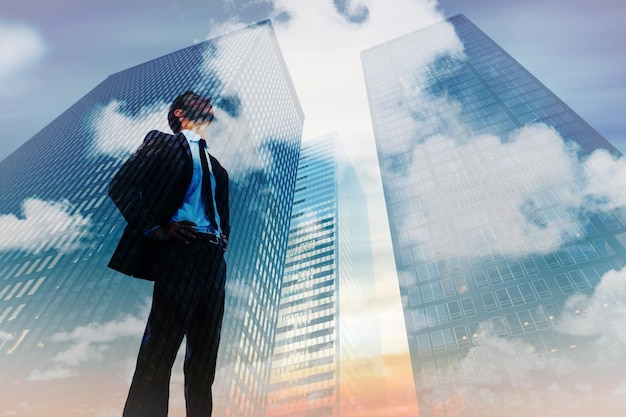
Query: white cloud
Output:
[[267, 0, 452, 159], [373, 41, 626, 260], [90, 33, 290, 181], [202, 104, 274, 180], [28, 313, 145, 381], [90, 100, 171, 158], [456, 323, 551, 386], [52, 342, 110, 367], [27, 366, 79, 382], [558, 267, 626, 347], [350, 9, 625, 260], [50, 314, 145, 344], [0, 19, 46, 94], [613, 380, 626, 397], [89, 97, 272, 181], [580, 148, 626, 211], [0, 198, 90, 254], [201, 16, 247, 41], [429, 315, 626, 416], [423, 267, 626, 415], [392, 123, 590, 258], [0, 330, 13, 342]]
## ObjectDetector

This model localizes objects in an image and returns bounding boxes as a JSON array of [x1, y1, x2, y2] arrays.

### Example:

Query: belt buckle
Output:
[[196, 231, 220, 245], [202, 232, 219, 245]]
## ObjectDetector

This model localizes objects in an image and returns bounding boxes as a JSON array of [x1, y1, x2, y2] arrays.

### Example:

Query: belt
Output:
[[195, 232, 221, 245]]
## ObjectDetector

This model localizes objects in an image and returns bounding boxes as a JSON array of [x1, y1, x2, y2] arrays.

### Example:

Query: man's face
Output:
[[181, 94, 214, 124]]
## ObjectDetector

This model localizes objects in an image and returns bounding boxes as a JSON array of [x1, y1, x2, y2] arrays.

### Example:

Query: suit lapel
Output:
[[175, 132, 194, 190]]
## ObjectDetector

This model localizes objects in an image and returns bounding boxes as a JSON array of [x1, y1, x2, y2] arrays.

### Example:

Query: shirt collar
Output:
[[181, 129, 206, 148]]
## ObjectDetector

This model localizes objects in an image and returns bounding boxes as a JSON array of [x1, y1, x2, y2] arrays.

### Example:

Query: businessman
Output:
[[108, 90, 230, 417]]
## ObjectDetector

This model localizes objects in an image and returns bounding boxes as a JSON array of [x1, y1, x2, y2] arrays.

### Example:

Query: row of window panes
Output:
[[411, 298, 477, 330]]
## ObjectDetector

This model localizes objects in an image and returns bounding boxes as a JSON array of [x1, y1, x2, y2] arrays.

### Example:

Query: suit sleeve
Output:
[[108, 131, 179, 234], [221, 170, 230, 239], [213, 159, 230, 239]]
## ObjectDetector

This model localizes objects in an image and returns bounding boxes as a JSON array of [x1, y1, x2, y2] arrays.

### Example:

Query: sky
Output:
[[0, 0, 624, 162], [0, 0, 625, 416]]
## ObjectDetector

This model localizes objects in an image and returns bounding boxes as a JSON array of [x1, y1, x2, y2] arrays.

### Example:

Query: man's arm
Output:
[[212, 157, 230, 251], [220, 178, 229, 252], [108, 131, 177, 234], [220, 171, 230, 239]]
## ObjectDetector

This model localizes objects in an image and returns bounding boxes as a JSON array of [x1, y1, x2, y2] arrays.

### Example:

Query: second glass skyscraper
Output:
[[363, 14, 626, 417]]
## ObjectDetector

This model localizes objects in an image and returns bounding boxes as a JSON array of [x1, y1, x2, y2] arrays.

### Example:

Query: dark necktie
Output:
[[198, 139, 218, 230]]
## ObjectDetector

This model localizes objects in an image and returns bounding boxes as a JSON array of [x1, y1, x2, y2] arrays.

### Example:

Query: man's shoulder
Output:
[[144, 130, 182, 142], [141, 131, 188, 154]]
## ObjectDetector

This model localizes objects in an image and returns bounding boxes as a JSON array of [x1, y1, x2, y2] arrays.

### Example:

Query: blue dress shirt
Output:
[[169, 129, 221, 235]]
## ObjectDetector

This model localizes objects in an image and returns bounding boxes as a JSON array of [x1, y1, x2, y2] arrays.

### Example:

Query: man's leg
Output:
[[123, 241, 193, 417], [184, 242, 226, 417]]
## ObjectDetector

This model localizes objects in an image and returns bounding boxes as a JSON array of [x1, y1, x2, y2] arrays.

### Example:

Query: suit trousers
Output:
[[123, 237, 226, 417]]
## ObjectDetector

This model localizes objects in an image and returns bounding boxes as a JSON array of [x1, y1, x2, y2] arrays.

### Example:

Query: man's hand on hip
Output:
[[149, 221, 197, 244]]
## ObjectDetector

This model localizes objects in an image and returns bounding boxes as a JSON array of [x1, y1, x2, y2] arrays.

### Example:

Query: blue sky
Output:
[[0, 0, 624, 162]]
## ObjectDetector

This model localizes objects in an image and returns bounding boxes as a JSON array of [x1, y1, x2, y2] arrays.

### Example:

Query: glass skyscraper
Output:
[[0, 21, 303, 417], [362, 14, 626, 417], [266, 134, 381, 417]]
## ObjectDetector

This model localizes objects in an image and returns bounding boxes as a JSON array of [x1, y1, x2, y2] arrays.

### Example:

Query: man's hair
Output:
[[168, 90, 197, 133]]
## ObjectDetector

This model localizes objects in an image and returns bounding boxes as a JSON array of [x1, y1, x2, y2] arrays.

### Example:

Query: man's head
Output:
[[168, 90, 215, 134]]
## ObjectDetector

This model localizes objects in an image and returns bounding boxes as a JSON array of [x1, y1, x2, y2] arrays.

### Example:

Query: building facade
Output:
[[363, 14, 626, 417], [266, 134, 381, 417], [0, 21, 303, 417]]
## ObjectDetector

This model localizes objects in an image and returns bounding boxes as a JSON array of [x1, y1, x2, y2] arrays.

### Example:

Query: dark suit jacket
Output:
[[108, 130, 230, 281]]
